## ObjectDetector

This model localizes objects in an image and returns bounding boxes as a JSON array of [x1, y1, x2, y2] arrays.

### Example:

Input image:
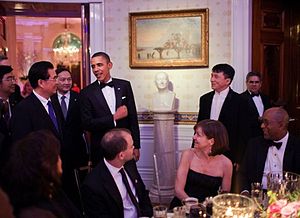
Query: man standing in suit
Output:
[[81, 128, 153, 218], [10, 61, 62, 142], [51, 68, 88, 210], [240, 72, 271, 139], [0, 65, 21, 167], [196, 63, 247, 165], [239, 107, 300, 192], [80, 52, 140, 165]]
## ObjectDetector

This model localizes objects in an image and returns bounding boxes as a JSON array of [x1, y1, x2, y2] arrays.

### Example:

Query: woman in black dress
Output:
[[170, 119, 233, 209]]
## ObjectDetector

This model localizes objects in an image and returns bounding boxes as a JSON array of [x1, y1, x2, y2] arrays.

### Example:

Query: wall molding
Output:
[[138, 112, 197, 125]]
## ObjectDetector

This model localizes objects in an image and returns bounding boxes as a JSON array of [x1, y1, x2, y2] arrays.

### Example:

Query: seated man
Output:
[[81, 128, 153, 218], [239, 107, 300, 193]]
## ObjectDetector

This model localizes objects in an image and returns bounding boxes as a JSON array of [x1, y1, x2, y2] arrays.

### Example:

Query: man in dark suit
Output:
[[81, 128, 153, 218], [0, 65, 22, 167], [240, 71, 271, 139], [10, 61, 62, 143], [239, 107, 300, 193], [80, 52, 140, 165], [51, 68, 88, 210], [196, 63, 247, 164]]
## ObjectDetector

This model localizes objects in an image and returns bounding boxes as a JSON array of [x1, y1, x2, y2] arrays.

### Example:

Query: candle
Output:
[[212, 193, 255, 218]]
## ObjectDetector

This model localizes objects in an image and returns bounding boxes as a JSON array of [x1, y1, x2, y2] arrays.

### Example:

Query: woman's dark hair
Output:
[[1, 130, 61, 210], [194, 119, 229, 156]]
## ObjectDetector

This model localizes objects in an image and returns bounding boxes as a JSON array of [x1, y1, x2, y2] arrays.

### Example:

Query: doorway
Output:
[[0, 2, 90, 91], [252, 0, 300, 136]]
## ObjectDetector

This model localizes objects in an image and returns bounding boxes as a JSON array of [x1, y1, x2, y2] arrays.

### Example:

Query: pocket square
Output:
[[122, 96, 126, 100]]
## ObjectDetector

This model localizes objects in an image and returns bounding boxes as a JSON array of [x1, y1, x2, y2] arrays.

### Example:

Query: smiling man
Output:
[[196, 63, 249, 192], [10, 61, 62, 143], [51, 68, 88, 211], [240, 71, 271, 139], [0, 65, 20, 167], [196, 64, 247, 165], [239, 107, 300, 193], [80, 52, 140, 166]]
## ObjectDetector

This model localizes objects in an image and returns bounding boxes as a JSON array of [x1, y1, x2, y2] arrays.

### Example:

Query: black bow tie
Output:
[[250, 92, 260, 97], [100, 81, 114, 89], [269, 141, 282, 150]]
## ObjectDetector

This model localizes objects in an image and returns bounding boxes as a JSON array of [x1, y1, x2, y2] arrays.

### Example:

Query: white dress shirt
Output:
[[98, 79, 116, 115], [210, 87, 229, 120], [33, 90, 51, 113], [261, 132, 289, 189], [249, 91, 264, 117], [104, 159, 138, 218]]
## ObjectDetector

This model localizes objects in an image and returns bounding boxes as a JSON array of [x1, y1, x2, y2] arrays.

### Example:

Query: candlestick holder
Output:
[[212, 193, 255, 218]]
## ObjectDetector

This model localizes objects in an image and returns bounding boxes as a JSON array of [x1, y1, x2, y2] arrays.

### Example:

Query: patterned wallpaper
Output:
[[103, 0, 232, 113]]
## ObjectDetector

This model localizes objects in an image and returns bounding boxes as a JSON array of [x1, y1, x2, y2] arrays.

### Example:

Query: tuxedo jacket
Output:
[[81, 159, 153, 218], [10, 93, 62, 143], [51, 91, 88, 169], [197, 88, 248, 163], [240, 91, 271, 139], [80, 78, 140, 165], [239, 135, 300, 192]]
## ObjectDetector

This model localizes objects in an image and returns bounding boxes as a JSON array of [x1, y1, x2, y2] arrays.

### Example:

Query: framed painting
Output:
[[129, 9, 209, 68]]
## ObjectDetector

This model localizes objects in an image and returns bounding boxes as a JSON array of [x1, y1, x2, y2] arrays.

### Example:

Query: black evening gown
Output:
[[169, 169, 222, 209]]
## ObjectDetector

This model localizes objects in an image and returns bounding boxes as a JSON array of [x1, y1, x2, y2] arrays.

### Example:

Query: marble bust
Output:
[[152, 72, 175, 111]]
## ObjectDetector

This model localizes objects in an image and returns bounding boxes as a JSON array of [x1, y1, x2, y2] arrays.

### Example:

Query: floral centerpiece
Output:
[[266, 190, 300, 217]]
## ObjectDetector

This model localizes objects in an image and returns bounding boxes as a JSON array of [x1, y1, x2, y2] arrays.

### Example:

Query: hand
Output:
[[113, 105, 128, 121], [133, 149, 140, 162]]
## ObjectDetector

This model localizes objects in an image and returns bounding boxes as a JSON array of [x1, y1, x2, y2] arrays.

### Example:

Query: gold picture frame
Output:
[[129, 9, 209, 68]]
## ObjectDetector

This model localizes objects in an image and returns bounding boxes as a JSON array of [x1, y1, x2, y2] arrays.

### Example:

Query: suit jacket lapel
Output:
[[113, 79, 122, 109], [283, 135, 293, 171], [68, 91, 77, 119], [206, 91, 214, 117], [246, 92, 260, 116], [50, 93, 65, 126], [257, 139, 269, 180], [100, 162, 123, 211], [33, 94, 62, 137], [91, 82, 111, 114], [219, 88, 233, 119]]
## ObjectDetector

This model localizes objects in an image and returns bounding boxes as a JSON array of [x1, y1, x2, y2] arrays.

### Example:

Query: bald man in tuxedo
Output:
[[239, 107, 300, 193]]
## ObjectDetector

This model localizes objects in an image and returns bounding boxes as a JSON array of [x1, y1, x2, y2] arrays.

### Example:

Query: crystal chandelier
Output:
[[52, 18, 81, 66]]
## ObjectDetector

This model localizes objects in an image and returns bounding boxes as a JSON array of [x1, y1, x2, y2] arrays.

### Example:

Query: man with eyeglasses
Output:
[[50, 67, 88, 211], [239, 107, 300, 193], [0, 65, 21, 167], [240, 72, 271, 139], [10, 61, 62, 143]]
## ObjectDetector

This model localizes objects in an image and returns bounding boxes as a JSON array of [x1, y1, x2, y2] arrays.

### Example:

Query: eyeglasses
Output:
[[46, 76, 58, 82], [248, 81, 260, 84], [2, 77, 17, 82]]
